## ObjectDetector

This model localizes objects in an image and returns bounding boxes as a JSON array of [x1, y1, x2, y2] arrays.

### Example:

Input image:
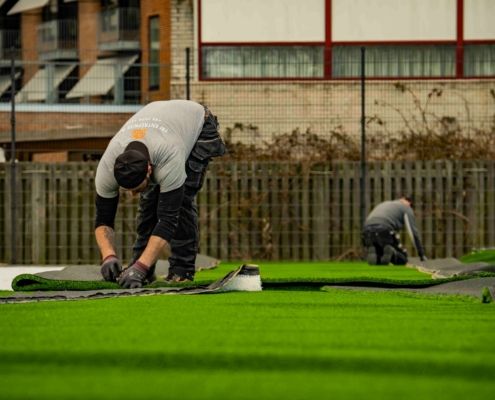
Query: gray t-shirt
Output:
[[95, 100, 205, 198]]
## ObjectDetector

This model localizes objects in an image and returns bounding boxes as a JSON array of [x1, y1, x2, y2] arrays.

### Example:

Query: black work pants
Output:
[[362, 224, 408, 265], [131, 108, 225, 278]]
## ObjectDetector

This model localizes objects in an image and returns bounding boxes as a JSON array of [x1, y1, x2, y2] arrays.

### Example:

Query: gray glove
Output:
[[118, 261, 150, 289], [100, 255, 122, 282]]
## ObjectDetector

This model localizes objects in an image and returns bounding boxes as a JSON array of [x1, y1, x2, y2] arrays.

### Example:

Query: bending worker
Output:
[[362, 196, 426, 265], [94, 100, 225, 288]]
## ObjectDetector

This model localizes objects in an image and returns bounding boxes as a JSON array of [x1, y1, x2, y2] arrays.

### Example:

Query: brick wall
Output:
[[0, 111, 133, 143], [140, 0, 172, 102], [20, 10, 41, 84], [78, 0, 100, 77], [171, 0, 195, 94], [182, 80, 495, 144], [169, 1, 495, 148]]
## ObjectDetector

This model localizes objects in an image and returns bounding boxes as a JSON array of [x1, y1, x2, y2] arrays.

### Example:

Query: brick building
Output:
[[0, 0, 172, 160], [0, 0, 494, 160], [172, 0, 495, 153]]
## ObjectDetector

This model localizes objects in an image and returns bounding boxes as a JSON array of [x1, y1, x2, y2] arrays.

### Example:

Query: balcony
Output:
[[37, 20, 78, 61], [0, 30, 21, 65], [98, 7, 140, 52]]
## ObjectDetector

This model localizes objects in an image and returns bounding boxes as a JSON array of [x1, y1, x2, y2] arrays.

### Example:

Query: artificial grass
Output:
[[0, 289, 494, 400], [11, 261, 437, 292], [11, 275, 119, 291], [460, 249, 495, 264], [199, 261, 484, 288]]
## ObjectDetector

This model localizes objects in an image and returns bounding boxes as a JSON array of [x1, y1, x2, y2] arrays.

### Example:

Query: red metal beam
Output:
[[198, 0, 203, 80], [324, 0, 332, 79], [456, 0, 464, 78]]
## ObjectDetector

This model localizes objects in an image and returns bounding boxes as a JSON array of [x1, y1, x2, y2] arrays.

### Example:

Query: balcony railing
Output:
[[98, 7, 140, 51], [0, 30, 21, 62], [37, 20, 78, 60]]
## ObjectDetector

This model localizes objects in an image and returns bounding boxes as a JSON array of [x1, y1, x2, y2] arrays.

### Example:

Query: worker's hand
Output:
[[118, 261, 149, 289], [100, 255, 122, 282]]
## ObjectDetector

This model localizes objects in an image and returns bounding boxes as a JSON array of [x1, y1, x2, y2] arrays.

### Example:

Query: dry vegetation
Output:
[[222, 84, 495, 162]]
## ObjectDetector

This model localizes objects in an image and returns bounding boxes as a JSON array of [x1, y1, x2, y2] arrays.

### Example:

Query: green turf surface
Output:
[[1, 262, 494, 400], [200, 261, 431, 281], [460, 249, 495, 264], [11, 261, 439, 291], [195, 261, 480, 288]]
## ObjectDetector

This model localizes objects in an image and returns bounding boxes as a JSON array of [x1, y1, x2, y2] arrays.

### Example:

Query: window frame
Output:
[[197, 0, 495, 80], [148, 14, 160, 90]]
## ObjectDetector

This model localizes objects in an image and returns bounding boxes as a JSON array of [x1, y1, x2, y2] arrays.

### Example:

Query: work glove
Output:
[[100, 255, 122, 282], [118, 261, 150, 289], [128, 255, 157, 284]]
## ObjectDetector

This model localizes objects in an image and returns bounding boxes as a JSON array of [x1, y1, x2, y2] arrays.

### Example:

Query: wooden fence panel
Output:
[[487, 162, 495, 247], [1, 161, 495, 264], [330, 164, 341, 258], [444, 161, 454, 257], [0, 166, 5, 261], [47, 165, 57, 263], [454, 161, 465, 256], [58, 164, 69, 263], [300, 168, 310, 260]]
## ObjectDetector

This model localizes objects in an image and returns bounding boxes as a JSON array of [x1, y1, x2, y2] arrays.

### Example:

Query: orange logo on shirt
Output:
[[132, 128, 147, 139]]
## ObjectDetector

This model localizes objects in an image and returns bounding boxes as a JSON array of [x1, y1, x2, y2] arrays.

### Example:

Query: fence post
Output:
[[31, 168, 48, 264], [360, 46, 367, 228], [186, 47, 191, 100], [10, 48, 17, 264]]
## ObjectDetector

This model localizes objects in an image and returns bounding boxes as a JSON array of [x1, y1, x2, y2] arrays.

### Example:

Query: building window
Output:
[[332, 45, 456, 78], [149, 16, 160, 89], [464, 44, 495, 77], [201, 46, 324, 79]]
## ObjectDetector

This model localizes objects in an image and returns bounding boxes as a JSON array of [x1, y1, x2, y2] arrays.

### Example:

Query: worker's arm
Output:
[[118, 187, 184, 288], [138, 235, 171, 266], [404, 210, 426, 260], [94, 194, 119, 258], [94, 194, 123, 281], [95, 225, 118, 259], [137, 186, 183, 266]]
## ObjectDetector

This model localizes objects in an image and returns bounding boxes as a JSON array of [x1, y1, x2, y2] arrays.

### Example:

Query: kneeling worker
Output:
[[362, 196, 426, 265]]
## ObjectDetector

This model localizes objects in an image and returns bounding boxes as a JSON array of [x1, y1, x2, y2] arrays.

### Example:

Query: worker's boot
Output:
[[367, 246, 378, 265], [381, 245, 395, 265]]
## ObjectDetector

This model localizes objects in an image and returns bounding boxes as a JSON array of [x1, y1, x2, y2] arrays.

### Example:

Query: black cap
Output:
[[114, 141, 150, 189]]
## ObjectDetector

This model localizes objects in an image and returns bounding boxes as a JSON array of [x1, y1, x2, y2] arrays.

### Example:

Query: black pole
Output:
[[10, 49, 17, 264], [360, 46, 366, 228], [185, 47, 191, 100]]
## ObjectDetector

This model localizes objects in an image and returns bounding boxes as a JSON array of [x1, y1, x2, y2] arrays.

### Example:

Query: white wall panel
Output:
[[332, 0, 456, 41], [201, 0, 325, 43], [464, 0, 495, 40]]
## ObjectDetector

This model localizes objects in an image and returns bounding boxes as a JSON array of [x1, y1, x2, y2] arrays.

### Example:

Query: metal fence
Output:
[[0, 49, 494, 263], [1, 49, 494, 155]]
